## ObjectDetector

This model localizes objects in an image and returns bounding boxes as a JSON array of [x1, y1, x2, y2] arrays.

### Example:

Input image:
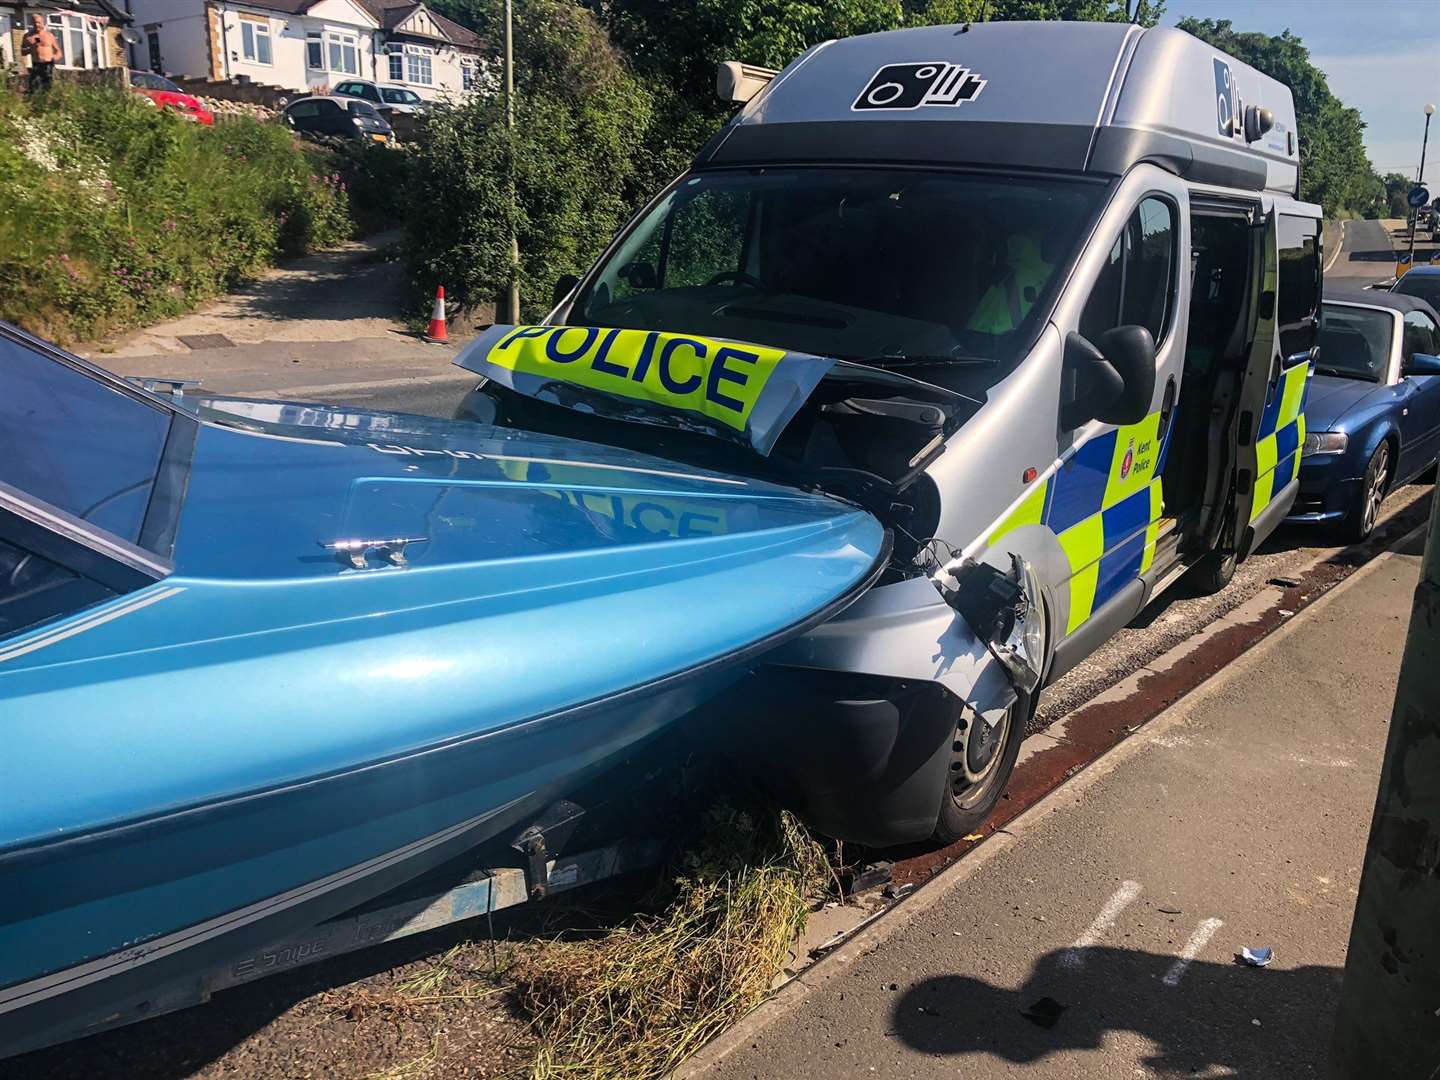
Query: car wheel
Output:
[[932, 689, 1031, 843], [1342, 442, 1390, 543], [1188, 547, 1237, 595]]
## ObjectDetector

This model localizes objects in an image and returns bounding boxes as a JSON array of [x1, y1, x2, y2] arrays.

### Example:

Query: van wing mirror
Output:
[[1061, 327, 1156, 429]]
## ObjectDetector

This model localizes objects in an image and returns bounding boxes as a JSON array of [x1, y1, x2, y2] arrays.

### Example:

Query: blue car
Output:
[[1289, 287, 1440, 538], [0, 322, 886, 1056]]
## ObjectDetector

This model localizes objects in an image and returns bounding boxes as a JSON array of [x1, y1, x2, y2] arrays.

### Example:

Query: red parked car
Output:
[[129, 72, 214, 126]]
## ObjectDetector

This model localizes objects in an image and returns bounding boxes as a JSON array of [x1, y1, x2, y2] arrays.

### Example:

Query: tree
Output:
[[413, 0, 660, 318], [1382, 172, 1412, 220], [1176, 18, 1379, 218]]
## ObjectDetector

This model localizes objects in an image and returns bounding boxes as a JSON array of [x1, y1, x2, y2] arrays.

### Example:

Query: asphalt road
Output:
[[1326, 217, 1396, 283]]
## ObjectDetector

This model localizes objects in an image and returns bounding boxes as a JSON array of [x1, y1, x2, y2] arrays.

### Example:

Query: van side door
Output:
[[1045, 171, 1187, 663], [1242, 211, 1318, 550]]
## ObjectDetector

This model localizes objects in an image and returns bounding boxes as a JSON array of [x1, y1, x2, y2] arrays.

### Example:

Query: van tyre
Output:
[[1189, 548, 1237, 595], [1342, 442, 1390, 544], [932, 689, 1032, 844]]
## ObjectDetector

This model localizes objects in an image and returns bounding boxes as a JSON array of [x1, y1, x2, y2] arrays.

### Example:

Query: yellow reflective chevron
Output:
[[1249, 360, 1309, 525], [1278, 361, 1307, 428], [1140, 480, 1164, 573], [486, 325, 786, 433], [990, 478, 1049, 544], [1102, 412, 1162, 510], [1057, 514, 1105, 634]]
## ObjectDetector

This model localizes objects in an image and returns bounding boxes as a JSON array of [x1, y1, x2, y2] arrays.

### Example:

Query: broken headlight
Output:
[[926, 552, 1046, 694]]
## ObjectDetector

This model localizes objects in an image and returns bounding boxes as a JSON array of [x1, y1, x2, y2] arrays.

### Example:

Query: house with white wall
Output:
[[3, 1, 132, 75], [127, 0, 487, 101]]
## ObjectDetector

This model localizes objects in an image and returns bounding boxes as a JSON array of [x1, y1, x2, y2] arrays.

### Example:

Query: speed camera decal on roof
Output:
[[852, 62, 987, 111]]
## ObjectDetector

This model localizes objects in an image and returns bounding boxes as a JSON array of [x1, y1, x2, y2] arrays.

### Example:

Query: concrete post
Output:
[[1329, 495, 1440, 1078]]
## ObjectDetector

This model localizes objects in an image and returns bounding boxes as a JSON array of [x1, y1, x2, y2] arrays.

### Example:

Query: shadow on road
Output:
[[892, 945, 1340, 1075]]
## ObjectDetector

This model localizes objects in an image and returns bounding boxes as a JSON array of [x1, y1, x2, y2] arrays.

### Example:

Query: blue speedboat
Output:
[[0, 323, 886, 1055]]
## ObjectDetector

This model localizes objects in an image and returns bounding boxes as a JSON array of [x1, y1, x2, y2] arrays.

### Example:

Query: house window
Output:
[[240, 18, 272, 65], [461, 61, 476, 91], [327, 31, 359, 76], [306, 31, 323, 69], [147, 29, 162, 73], [388, 50, 403, 81], [48, 13, 108, 70], [405, 45, 432, 86]]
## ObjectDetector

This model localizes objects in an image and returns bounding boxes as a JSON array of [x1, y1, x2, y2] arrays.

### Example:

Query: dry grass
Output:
[[510, 806, 830, 1080]]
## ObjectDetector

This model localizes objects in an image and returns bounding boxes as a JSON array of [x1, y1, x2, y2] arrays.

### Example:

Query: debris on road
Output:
[[1240, 946, 1275, 967]]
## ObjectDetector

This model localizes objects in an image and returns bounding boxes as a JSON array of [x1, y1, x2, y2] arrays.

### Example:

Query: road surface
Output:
[[1326, 218, 1395, 283]]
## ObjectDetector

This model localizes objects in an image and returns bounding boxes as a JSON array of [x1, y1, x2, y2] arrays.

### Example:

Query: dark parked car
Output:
[[1288, 287, 1440, 539], [281, 95, 392, 144]]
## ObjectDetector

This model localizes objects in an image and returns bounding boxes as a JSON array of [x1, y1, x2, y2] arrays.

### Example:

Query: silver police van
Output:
[[454, 21, 1322, 846]]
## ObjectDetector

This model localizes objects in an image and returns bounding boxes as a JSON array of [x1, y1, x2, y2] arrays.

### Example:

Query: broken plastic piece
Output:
[[962, 832, 984, 842], [1240, 946, 1273, 967]]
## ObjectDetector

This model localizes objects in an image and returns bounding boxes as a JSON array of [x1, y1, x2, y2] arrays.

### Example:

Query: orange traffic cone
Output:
[[425, 286, 448, 343]]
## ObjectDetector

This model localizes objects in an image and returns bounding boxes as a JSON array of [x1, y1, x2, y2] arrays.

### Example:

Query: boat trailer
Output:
[[12, 802, 663, 1059]]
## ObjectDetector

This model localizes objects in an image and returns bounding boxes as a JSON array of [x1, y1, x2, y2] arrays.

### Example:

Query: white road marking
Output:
[[1323, 220, 1346, 273], [1058, 880, 1142, 970], [1162, 917, 1224, 987]]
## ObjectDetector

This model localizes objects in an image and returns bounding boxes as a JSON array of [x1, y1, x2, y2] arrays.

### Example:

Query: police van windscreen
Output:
[[573, 168, 1104, 371]]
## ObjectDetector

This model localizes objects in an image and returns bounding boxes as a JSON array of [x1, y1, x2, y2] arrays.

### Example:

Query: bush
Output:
[[0, 84, 352, 344], [330, 137, 415, 234]]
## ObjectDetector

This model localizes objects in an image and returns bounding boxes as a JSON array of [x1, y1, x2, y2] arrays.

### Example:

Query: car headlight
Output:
[[926, 552, 1046, 694], [353, 116, 365, 127], [1302, 431, 1348, 457]]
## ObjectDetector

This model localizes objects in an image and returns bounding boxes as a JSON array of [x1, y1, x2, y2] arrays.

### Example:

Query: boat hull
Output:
[[0, 529, 885, 1057]]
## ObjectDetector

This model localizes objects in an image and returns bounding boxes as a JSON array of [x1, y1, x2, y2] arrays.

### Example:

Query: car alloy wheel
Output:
[[1361, 442, 1389, 537]]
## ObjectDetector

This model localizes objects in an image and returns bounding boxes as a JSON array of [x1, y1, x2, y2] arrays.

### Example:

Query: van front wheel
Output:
[[932, 690, 1031, 844], [1189, 548, 1237, 595]]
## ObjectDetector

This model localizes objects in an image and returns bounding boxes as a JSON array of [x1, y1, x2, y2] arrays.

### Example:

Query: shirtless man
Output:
[[22, 15, 63, 93]]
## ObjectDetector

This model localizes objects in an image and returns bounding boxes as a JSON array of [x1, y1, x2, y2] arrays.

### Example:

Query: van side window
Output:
[[1277, 215, 1320, 362], [1078, 196, 1177, 347]]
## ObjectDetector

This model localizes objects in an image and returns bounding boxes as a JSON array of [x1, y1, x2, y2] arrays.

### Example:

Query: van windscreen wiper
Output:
[[855, 353, 999, 367]]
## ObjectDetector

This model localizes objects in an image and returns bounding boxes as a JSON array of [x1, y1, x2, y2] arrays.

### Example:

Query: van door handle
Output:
[[1157, 375, 1177, 444]]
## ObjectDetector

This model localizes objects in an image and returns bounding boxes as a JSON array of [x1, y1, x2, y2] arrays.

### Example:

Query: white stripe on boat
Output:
[[0, 587, 185, 665]]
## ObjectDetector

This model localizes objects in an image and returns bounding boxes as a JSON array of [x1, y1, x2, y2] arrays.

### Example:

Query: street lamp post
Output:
[[503, 0, 520, 324], [1406, 103, 1435, 267]]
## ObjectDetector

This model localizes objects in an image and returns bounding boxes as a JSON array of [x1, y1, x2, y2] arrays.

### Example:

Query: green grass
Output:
[[0, 83, 351, 344]]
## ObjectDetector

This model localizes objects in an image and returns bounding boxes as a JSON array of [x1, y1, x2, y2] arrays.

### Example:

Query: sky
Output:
[[1165, 0, 1440, 181]]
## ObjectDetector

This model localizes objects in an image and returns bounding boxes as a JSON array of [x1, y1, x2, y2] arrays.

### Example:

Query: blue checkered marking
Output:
[[1045, 430, 1116, 535], [1094, 485, 1152, 610], [1257, 378, 1286, 439]]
